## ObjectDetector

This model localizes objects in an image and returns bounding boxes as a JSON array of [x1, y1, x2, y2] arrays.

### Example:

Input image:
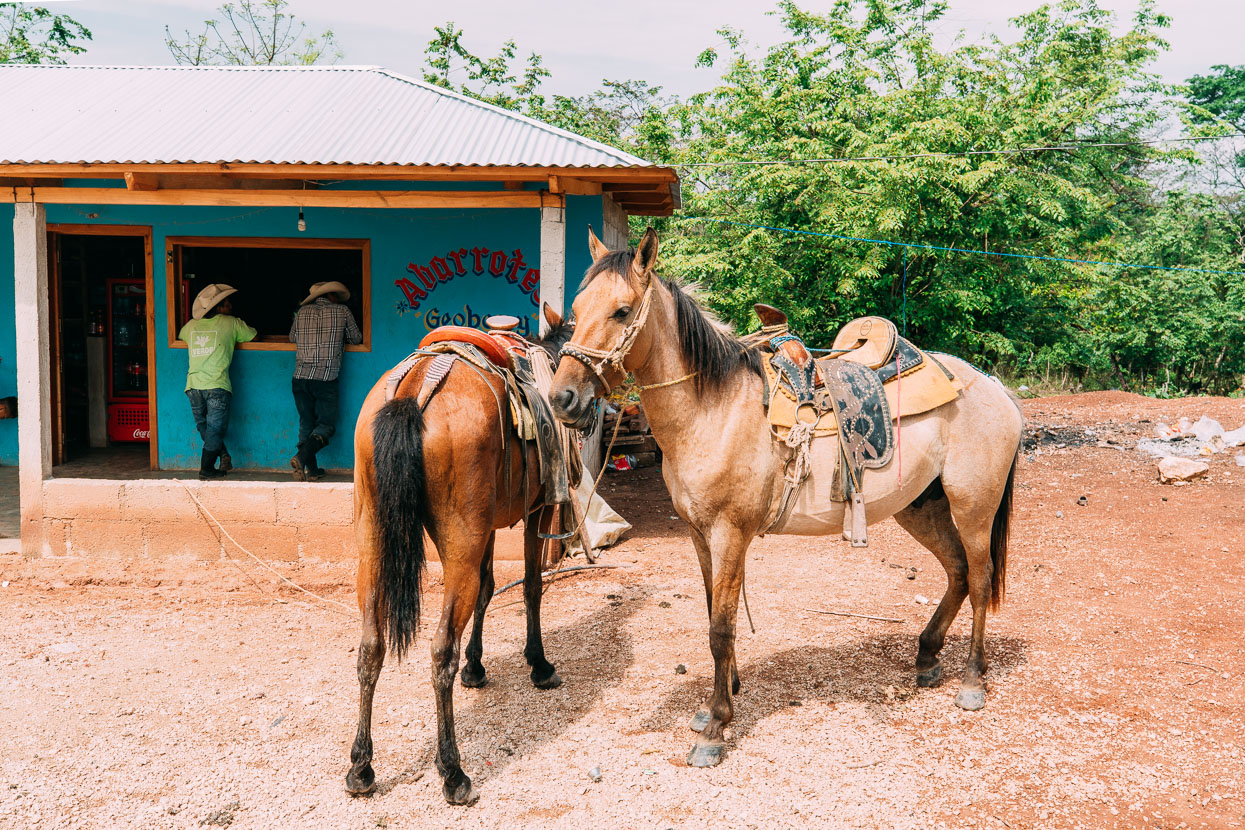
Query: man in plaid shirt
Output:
[[289, 280, 363, 480]]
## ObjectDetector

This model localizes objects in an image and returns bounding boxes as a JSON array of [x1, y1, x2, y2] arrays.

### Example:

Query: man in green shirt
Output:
[[178, 284, 257, 479]]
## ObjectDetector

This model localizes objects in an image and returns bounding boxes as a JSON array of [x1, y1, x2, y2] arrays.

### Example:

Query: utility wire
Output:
[[675, 216, 1245, 276], [676, 133, 1245, 168]]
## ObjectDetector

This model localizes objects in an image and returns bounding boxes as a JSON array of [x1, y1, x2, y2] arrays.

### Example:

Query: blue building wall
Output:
[[0, 205, 16, 464], [0, 195, 602, 472]]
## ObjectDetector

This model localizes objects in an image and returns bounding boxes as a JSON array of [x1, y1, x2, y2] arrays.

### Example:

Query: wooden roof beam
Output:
[[124, 171, 159, 191], [0, 162, 680, 184], [3, 187, 565, 210]]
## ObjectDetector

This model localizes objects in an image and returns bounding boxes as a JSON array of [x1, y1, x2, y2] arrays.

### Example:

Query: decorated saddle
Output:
[[749, 305, 963, 546], [383, 316, 575, 513]]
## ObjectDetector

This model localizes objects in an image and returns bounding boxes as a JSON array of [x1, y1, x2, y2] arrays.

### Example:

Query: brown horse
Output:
[[550, 228, 1023, 767], [346, 307, 574, 805]]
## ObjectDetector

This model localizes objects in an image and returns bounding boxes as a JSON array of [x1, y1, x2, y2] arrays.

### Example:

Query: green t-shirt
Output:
[[178, 315, 258, 392]]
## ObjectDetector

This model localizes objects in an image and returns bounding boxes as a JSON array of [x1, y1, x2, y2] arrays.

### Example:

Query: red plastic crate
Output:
[[107, 402, 150, 443]]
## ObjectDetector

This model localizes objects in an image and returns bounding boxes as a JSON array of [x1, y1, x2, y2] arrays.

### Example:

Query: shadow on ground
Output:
[[641, 632, 1029, 743], [371, 586, 652, 794]]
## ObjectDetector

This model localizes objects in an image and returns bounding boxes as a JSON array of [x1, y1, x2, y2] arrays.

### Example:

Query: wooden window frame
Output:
[[165, 236, 372, 352]]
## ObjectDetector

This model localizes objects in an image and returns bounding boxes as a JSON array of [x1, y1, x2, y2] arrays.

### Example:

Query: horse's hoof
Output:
[[443, 771, 479, 806], [686, 741, 726, 767], [460, 665, 488, 688], [345, 764, 376, 796], [688, 710, 710, 733], [916, 663, 942, 687], [531, 666, 562, 689], [954, 687, 986, 711]]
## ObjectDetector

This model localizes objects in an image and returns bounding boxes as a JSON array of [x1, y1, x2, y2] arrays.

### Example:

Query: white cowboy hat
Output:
[[192, 283, 238, 320], [301, 280, 351, 305]]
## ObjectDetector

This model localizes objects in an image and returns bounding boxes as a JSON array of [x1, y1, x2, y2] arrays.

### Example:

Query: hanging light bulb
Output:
[[297, 208, 306, 232]]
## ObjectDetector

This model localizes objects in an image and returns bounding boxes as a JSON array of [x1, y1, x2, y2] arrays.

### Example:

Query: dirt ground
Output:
[[1, 391, 1243, 829]]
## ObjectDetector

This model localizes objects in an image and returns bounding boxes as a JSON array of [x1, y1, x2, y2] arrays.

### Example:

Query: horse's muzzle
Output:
[[550, 384, 595, 430]]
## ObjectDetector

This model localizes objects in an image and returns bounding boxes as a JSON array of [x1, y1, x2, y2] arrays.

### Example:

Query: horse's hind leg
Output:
[[893, 479, 969, 689], [346, 572, 385, 795], [942, 454, 1016, 712], [431, 549, 485, 806], [523, 506, 561, 689], [460, 533, 496, 689]]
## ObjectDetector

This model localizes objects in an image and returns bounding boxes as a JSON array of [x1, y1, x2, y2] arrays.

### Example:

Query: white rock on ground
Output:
[[1157, 456, 1210, 483]]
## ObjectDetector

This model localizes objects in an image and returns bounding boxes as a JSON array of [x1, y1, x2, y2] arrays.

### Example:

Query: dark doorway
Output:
[[49, 231, 152, 466]]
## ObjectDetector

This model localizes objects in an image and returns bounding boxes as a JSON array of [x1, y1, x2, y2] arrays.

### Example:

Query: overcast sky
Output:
[[55, 0, 1245, 97]]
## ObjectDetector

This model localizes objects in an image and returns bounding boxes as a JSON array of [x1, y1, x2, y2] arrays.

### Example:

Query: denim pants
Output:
[[186, 388, 231, 454], [292, 378, 339, 448]]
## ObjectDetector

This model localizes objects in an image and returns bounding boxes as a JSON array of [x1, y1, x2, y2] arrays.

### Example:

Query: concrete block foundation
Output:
[[38, 478, 525, 563]]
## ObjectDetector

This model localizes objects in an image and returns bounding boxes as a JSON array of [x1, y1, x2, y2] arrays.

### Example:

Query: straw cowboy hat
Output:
[[301, 280, 351, 305], [192, 283, 238, 320]]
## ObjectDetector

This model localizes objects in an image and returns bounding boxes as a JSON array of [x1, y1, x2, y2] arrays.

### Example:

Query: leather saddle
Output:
[[752, 304, 962, 546], [385, 316, 573, 509]]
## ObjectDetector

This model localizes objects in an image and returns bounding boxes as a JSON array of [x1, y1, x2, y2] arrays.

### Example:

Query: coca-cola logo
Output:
[[132, 428, 150, 439]]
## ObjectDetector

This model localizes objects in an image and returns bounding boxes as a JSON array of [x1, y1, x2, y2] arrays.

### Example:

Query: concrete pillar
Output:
[[13, 202, 51, 557], [539, 202, 566, 336], [602, 195, 630, 251]]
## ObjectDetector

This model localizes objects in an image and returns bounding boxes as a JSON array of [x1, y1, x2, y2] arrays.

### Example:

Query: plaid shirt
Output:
[[289, 298, 363, 381]]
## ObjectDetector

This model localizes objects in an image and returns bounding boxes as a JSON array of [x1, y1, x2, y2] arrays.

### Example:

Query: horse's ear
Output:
[[631, 227, 659, 283], [542, 302, 563, 331], [587, 226, 609, 263]]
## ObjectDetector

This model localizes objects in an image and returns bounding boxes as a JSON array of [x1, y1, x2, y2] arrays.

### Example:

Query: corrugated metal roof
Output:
[[0, 64, 657, 169]]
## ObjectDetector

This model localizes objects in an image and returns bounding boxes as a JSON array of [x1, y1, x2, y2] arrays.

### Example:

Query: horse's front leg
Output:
[[686, 523, 749, 767], [523, 505, 562, 688]]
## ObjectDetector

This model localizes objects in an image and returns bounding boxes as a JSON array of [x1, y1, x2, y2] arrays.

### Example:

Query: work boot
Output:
[[218, 449, 232, 473], [198, 449, 226, 480], [305, 434, 328, 481], [289, 446, 312, 482]]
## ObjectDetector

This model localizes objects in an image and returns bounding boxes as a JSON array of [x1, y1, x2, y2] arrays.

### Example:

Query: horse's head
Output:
[[550, 226, 661, 429]]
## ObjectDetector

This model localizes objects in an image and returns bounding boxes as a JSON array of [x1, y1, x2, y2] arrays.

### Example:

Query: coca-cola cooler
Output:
[[105, 278, 149, 443]]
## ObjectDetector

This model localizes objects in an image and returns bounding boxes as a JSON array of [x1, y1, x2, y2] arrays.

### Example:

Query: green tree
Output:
[[1182, 64, 1245, 190], [1083, 191, 1245, 394], [418, 23, 676, 159], [421, 22, 550, 116], [1186, 64, 1245, 133], [654, 0, 1177, 374], [0, 2, 91, 64], [542, 80, 678, 161], [165, 0, 341, 66]]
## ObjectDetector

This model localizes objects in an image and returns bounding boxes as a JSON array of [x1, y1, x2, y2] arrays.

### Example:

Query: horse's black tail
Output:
[[371, 397, 430, 661], [989, 449, 1018, 612]]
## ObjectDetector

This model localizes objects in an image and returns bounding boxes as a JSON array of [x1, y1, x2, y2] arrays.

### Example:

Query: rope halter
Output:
[[558, 281, 655, 394]]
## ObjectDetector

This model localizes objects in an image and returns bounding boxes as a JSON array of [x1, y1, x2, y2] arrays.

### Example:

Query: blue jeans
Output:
[[292, 378, 339, 448], [186, 388, 231, 454]]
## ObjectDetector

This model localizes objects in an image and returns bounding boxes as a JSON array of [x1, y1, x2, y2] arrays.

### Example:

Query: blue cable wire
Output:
[[677, 216, 1245, 277]]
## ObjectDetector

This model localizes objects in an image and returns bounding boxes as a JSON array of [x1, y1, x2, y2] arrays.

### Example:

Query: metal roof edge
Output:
[[1, 63, 385, 71], [367, 67, 661, 171]]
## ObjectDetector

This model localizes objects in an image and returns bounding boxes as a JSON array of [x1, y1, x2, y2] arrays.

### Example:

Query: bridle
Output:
[[557, 281, 655, 394]]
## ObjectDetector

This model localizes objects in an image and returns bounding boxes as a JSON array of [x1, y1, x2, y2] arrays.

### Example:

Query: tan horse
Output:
[[346, 308, 574, 805], [550, 228, 1023, 767]]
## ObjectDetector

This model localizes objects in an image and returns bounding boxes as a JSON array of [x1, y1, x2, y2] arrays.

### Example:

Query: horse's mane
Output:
[[533, 319, 574, 361], [582, 251, 762, 393]]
